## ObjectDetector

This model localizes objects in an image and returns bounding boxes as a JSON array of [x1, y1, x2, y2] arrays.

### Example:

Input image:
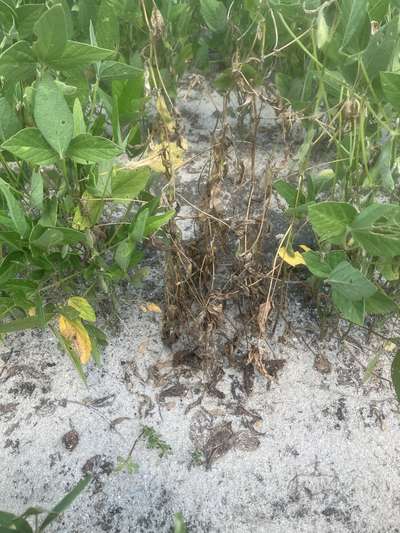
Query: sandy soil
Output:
[[1, 77, 400, 533]]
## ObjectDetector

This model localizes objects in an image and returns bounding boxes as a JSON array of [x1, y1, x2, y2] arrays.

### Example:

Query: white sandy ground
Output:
[[1, 78, 400, 532]]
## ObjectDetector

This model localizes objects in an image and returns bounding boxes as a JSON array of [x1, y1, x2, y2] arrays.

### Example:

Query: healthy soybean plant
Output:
[[0, 2, 174, 375], [272, 1, 400, 329]]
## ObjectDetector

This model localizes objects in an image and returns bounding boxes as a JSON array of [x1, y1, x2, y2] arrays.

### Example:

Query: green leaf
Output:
[[73, 98, 86, 137], [350, 204, 400, 258], [16, 4, 46, 40], [111, 167, 150, 200], [48, 41, 114, 70], [327, 261, 377, 301], [100, 61, 142, 80], [2, 128, 57, 165], [39, 475, 92, 531], [376, 257, 400, 281], [332, 289, 365, 325], [365, 137, 394, 190], [67, 134, 122, 164], [365, 290, 398, 315], [33, 4, 67, 62], [316, 8, 330, 49], [362, 17, 398, 81], [391, 351, 400, 403], [31, 227, 87, 249], [273, 179, 305, 208], [303, 250, 346, 279], [0, 177, 28, 237], [368, 0, 390, 21], [96, 0, 119, 50], [0, 1, 16, 33], [115, 238, 135, 271], [39, 198, 58, 227], [85, 323, 107, 366], [0, 40, 36, 83], [308, 202, 357, 243], [34, 79, 74, 158], [174, 512, 187, 533], [200, 0, 227, 33], [144, 209, 175, 236], [0, 98, 21, 142], [380, 71, 400, 111], [130, 208, 149, 242], [341, 0, 370, 53], [0, 512, 18, 527], [78, 0, 98, 35], [0, 315, 52, 334]]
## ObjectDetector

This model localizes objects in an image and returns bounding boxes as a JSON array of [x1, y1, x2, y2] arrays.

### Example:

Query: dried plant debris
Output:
[[190, 410, 262, 468], [62, 429, 79, 452], [314, 354, 332, 374], [162, 91, 278, 397], [159, 383, 188, 402], [172, 349, 202, 370]]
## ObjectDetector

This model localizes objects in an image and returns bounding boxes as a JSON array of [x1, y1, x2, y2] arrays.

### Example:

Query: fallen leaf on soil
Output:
[[203, 422, 234, 468], [232, 431, 260, 452], [138, 340, 149, 354], [264, 359, 286, 378], [62, 429, 79, 451], [84, 394, 116, 407], [159, 383, 188, 402], [243, 363, 255, 395], [58, 315, 92, 364], [247, 346, 272, 379], [110, 417, 131, 430], [0, 402, 18, 418], [144, 302, 162, 313], [314, 354, 332, 374], [172, 349, 202, 370]]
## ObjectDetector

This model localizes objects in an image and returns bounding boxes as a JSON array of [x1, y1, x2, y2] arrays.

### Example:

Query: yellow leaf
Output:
[[72, 192, 102, 230], [156, 95, 175, 132], [58, 315, 92, 364], [146, 141, 186, 173], [67, 296, 96, 322], [146, 302, 162, 313], [123, 139, 188, 174], [278, 246, 306, 266], [299, 244, 312, 252], [27, 307, 36, 317], [384, 340, 397, 352]]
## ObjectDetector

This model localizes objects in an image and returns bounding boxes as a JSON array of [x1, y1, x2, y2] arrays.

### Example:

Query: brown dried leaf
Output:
[[314, 354, 332, 374], [209, 181, 223, 213], [257, 300, 272, 336], [203, 422, 234, 467], [159, 383, 188, 402], [150, 7, 165, 39], [232, 431, 260, 452]]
